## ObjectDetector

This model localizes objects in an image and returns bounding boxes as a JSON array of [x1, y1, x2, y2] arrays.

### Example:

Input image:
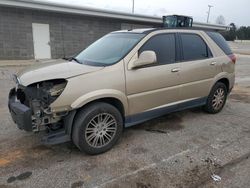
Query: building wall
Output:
[[0, 7, 34, 59], [0, 6, 157, 60]]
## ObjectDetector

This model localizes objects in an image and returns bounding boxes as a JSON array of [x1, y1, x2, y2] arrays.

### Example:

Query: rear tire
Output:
[[203, 82, 228, 114], [72, 102, 123, 155]]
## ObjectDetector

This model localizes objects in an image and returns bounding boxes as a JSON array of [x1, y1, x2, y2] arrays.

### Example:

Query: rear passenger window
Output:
[[180, 34, 211, 61], [139, 34, 175, 65]]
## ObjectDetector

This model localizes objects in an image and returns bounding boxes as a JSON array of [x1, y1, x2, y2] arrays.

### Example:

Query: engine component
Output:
[[14, 79, 68, 132]]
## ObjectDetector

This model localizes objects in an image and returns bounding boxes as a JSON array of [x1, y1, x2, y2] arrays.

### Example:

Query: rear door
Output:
[[178, 32, 221, 101], [125, 33, 181, 115]]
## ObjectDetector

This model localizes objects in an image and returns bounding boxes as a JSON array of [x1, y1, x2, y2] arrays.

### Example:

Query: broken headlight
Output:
[[48, 82, 67, 97], [25, 79, 67, 106]]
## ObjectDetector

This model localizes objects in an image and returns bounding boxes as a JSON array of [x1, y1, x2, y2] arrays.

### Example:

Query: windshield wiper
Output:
[[63, 57, 82, 64], [71, 57, 82, 64]]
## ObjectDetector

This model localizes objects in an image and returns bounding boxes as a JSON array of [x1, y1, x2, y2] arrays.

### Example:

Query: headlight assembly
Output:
[[49, 82, 67, 97], [25, 79, 67, 106]]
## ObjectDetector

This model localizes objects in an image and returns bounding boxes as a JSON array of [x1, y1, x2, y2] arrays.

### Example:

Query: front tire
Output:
[[204, 82, 228, 114], [72, 102, 123, 155]]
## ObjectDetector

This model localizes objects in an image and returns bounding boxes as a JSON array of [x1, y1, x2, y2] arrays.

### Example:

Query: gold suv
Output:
[[8, 28, 236, 154]]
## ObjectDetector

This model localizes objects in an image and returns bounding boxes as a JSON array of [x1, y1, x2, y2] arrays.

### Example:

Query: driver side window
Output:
[[139, 34, 176, 65]]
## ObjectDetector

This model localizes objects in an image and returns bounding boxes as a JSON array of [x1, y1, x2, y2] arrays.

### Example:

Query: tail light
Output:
[[228, 54, 236, 64]]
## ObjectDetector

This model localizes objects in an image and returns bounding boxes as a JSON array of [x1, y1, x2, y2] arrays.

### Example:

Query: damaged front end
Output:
[[8, 76, 67, 132]]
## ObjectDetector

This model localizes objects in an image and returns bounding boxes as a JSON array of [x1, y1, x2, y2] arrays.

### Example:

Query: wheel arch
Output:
[[211, 73, 232, 93], [204, 77, 229, 114], [71, 89, 128, 115], [64, 91, 128, 137], [216, 78, 229, 92], [81, 97, 126, 118]]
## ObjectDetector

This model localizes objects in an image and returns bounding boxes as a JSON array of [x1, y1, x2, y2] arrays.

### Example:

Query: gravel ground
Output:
[[0, 44, 249, 188]]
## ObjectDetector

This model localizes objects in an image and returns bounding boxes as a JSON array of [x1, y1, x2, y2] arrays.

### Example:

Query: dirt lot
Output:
[[0, 44, 250, 188]]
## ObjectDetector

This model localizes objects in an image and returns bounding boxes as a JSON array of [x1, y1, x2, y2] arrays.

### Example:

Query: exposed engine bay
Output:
[[14, 79, 67, 132]]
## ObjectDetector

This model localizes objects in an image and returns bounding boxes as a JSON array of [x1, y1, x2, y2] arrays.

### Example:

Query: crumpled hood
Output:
[[17, 59, 104, 86]]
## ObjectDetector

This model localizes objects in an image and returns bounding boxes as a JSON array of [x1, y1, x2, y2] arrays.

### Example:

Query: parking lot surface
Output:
[[0, 43, 250, 188]]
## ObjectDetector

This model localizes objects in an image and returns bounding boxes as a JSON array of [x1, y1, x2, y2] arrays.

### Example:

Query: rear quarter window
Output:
[[206, 31, 232, 55]]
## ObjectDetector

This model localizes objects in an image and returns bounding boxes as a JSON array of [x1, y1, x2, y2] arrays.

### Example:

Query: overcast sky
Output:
[[41, 0, 249, 26]]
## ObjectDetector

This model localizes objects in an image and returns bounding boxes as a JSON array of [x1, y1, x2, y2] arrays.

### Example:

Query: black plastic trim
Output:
[[8, 88, 33, 131], [125, 97, 207, 127], [41, 130, 71, 145]]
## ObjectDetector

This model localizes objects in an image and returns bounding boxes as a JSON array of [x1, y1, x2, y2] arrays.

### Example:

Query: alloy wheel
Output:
[[85, 113, 117, 148], [212, 88, 225, 111]]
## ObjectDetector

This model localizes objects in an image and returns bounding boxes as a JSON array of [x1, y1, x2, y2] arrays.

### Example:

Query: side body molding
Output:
[[71, 89, 129, 115]]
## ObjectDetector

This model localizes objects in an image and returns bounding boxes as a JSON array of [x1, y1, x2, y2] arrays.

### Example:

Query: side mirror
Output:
[[131, 51, 157, 69]]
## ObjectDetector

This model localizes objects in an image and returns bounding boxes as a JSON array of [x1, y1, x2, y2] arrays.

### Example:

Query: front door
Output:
[[125, 33, 181, 115], [32, 23, 51, 59]]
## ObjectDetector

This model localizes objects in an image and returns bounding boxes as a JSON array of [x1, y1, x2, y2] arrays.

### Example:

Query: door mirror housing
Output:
[[131, 51, 157, 69]]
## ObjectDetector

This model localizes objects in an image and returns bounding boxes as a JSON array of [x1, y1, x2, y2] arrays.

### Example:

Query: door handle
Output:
[[171, 68, 180, 73], [210, 62, 217, 65]]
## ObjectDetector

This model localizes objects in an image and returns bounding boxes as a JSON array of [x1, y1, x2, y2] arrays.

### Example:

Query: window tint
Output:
[[181, 34, 210, 61], [139, 34, 175, 65], [206, 31, 232, 55]]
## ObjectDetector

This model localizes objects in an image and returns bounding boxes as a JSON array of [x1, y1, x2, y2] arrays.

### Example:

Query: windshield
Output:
[[75, 33, 145, 66]]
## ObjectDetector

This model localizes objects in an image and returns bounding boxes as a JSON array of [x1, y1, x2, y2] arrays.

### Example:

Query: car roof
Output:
[[112, 28, 156, 34], [112, 27, 207, 35]]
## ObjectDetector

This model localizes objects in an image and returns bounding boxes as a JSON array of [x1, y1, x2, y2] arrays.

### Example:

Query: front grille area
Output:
[[16, 88, 25, 103]]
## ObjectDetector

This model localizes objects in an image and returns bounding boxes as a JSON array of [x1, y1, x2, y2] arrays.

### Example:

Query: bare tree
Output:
[[216, 15, 226, 25]]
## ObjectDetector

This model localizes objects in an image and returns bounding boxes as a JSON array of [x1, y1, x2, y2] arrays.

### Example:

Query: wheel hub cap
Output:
[[212, 88, 225, 110], [85, 113, 117, 148]]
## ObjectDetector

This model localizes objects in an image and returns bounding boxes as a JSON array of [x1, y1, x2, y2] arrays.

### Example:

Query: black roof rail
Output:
[[141, 27, 219, 34]]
